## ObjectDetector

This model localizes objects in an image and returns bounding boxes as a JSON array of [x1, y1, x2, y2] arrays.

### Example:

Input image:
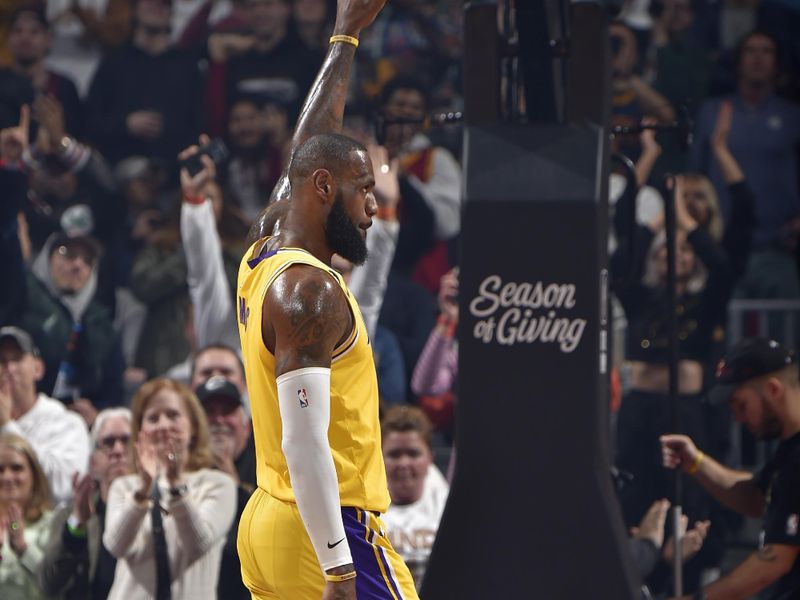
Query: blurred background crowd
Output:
[[0, 0, 798, 597]]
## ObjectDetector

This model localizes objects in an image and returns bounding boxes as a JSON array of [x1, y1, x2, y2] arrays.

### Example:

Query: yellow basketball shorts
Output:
[[238, 487, 419, 600]]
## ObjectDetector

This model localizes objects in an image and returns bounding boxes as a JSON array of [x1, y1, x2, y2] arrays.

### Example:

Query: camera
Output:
[[180, 138, 229, 176]]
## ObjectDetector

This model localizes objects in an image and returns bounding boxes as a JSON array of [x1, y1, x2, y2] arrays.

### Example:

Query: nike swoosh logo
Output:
[[327, 537, 345, 549]]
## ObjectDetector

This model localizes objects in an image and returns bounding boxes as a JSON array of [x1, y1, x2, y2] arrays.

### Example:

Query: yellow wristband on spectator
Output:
[[325, 571, 357, 583], [329, 34, 359, 48], [687, 450, 704, 474]]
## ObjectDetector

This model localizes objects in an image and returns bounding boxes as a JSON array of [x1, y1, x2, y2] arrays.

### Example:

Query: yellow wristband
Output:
[[325, 571, 357, 583], [329, 34, 359, 48], [687, 450, 704, 474]]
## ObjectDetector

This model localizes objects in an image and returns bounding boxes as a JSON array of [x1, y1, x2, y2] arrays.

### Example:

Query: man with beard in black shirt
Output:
[[662, 338, 800, 600]]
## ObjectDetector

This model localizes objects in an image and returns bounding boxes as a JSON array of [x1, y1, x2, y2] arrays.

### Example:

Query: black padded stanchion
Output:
[[420, 2, 640, 598]]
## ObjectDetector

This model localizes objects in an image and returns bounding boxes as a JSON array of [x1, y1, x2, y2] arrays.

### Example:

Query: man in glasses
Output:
[[85, 0, 202, 170], [40, 407, 133, 600]]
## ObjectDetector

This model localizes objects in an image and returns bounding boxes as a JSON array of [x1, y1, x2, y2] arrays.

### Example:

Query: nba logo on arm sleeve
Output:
[[239, 296, 250, 329], [298, 389, 309, 408]]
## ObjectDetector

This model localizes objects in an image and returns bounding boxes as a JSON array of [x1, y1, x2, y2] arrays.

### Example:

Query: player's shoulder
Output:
[[269, 262, 342, 302], [265, 262, 350, 326]]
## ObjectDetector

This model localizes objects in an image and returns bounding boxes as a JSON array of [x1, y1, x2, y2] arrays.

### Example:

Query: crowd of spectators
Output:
[[608, 1, 800, 596], [0, 0, 799, 597]]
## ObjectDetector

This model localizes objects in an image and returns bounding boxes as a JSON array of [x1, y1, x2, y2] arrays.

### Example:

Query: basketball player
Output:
[[235, 0, 418, 599]]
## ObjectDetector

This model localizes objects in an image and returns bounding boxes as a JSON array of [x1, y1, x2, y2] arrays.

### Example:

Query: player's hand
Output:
[[660, 434, 700, 473], [333, 0, 387, 37], [322, 579, 357, 600], [322, 564, 356, 600]]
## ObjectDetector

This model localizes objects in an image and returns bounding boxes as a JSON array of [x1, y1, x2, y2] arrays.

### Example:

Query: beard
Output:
[[325, 192, 367, 265], [753, 396, 782, 441]]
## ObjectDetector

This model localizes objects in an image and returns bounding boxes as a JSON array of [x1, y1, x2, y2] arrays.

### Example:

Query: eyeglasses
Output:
[[96, 434, 130, 452]]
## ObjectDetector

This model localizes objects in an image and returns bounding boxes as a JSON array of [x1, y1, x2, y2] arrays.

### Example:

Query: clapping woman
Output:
[[103, 378, 236, 599], [0, 433, 54, 600]]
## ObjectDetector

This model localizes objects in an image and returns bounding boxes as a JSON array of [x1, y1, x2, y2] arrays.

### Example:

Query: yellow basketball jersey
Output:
[[237, 240, 390, 513]]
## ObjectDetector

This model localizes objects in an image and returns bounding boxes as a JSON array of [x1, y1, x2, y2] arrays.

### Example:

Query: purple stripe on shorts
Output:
[[341, 508, 399, 600], [376, 542, 404, 600]]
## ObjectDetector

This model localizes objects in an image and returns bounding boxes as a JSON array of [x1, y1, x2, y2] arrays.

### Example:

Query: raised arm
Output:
[[179, 137, 239, 349], [268, 0, 387, 204], [710, 100, 744, 185], [264, 265, 357, 596]]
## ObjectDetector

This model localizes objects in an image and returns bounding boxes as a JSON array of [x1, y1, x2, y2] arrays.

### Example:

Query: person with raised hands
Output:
[[179, 135, 243, 354], [102, 378, 236, 599], [39, 407, 133, 600], [0, 433, 54, 600]]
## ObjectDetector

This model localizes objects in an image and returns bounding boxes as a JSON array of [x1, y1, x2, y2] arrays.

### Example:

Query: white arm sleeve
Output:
[[277, 367, 352, 572]]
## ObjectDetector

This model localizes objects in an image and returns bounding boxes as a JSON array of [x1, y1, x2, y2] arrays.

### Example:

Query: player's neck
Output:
[[276, 229, 333, 266]]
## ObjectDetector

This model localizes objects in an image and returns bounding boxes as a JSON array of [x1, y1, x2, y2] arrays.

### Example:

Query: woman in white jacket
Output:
[[103, 378, 236, 599]]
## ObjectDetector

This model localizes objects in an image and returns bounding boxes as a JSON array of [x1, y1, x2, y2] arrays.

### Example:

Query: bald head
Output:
[[288, 133, 367, 186]]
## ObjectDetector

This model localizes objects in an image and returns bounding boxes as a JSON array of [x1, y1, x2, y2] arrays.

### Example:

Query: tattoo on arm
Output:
[[757, 544, 777, 562], [270, 268, 352, 375]]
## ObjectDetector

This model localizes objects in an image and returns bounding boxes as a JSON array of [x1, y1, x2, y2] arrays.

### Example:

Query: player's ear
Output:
[[312, 169, 335, 205]]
